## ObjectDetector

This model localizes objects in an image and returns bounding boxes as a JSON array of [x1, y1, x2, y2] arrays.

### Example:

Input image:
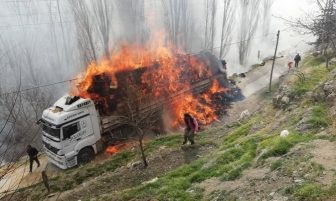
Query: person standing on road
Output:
[[294, 53, 301, 68], [27, 144, 40, 173], [288, 61, 293, 72], [182, 113, 198, 145]]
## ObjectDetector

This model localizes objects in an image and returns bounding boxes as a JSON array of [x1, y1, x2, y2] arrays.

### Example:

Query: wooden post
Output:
[[42, 170, 50, 194], [269, 30, 280, 92]]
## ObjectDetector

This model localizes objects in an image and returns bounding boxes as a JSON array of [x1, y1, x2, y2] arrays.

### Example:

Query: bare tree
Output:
[[294, 0, 336, 68], [161, 0, 194, 51], [0, 44, 53, 162], [114, 0, 147, 44], [262, 0, 275, 36], [203, 0, 218, 52], [238, 0, 261, 65], [70, 0, 98, 65], [118, 85, 161, 167], [93, 0, 113, 57], [219, 0, 234, 59]]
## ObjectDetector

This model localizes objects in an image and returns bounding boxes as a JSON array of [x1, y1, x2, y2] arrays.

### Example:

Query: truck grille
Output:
[[43, 141, 60, 155]]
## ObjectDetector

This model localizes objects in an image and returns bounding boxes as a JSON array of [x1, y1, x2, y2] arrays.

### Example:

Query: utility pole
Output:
[[269, 30, 280, 92]]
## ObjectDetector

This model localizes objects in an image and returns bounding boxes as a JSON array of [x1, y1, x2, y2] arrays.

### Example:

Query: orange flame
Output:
[[105, 144, 127, 155], [71, 32, 228, 128]]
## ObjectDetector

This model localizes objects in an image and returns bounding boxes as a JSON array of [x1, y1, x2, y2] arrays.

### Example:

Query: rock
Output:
[[269, 192, 276, 197], [326, 93, 336, 106], [328, 57, 336, 65], [281, 96, 290, 104], [328, 68, 336, 79], [275, 110, 283, 117], [127, 161, 143, 169], [273, 85, 292, 109], [296, 123, 311, 133], [186, 188, 195, 193], [330, 106, 336, 116], [239, 109, 250, 121], [143, 177, 158, 184], [252, 123, 262, 131], [323, 80, 336, 95], [280, 130, 289, 137], [311, 87, 326, 102], [294, 179, 304, 184], [305, 91, 313, 98], [312, 51, 321, 57], [271, 122, 281, 130], [295, 108, 314, 132]]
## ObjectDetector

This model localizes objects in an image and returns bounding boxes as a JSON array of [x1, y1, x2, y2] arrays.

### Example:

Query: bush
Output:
[[270, 159, 282, 171]]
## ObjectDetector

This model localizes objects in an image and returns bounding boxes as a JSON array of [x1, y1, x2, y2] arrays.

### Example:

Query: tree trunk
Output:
[[137, 129, 148, 167]]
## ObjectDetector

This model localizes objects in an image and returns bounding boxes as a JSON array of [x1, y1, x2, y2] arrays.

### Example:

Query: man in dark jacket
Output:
[[294, 53, 301, 68], [27, 144, 40, 172], [183, 113, 197, 145]]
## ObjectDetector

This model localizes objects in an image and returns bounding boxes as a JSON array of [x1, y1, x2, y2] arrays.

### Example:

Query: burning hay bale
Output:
[[70, 37, 237, 131]]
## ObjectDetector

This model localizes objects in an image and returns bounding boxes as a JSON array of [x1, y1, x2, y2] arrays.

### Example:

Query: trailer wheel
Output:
[[77, 147, 95, 166]]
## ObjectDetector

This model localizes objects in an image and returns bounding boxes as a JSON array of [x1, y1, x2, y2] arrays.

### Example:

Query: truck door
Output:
[[62, 121, 81, 156]]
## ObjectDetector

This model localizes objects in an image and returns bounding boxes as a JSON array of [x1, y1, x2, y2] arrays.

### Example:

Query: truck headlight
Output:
[[57, 150, 65, 156]]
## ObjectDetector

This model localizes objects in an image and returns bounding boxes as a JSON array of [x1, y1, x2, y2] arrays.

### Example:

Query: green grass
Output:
[[145, 134, 182, 152], [221, 122, 253, 147], [47, 150, 135, 192], [306, 56, 325, 66], [121, 123, 258, 200], [260, 132, 313, 159], [294, 183, 323, 200], [270, 159, 283, 171], [291, 182, 336, 200], [308, 103, 330, 129], [290, 57, 328, 98], [290, 63, 329, 97]]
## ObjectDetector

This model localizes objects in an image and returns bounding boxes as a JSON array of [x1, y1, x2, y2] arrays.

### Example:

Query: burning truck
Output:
[[38, 40, 240, 169]]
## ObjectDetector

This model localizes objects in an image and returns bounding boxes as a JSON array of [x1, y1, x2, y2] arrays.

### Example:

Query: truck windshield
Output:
[[42, 125, 60, 139]]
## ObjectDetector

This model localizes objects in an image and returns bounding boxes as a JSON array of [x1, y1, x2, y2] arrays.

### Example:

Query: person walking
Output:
[[27, 144, 40, 173], [294, 53, 301, 68], [182, 113, 198, 145]]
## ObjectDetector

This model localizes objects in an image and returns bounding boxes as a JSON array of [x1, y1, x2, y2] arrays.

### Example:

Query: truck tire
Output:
[[77, 147, 95, 166]]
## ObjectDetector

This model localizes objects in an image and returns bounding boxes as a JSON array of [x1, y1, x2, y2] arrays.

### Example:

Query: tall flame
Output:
[[71, 32, 228, 127]]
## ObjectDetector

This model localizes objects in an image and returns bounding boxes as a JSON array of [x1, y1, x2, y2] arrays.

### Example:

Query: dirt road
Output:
[[0, 155, 56, 198], [224, 54, 289, 123]]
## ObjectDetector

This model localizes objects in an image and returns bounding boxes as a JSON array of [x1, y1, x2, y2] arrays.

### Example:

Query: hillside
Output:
[[3, 55, 336, 201]]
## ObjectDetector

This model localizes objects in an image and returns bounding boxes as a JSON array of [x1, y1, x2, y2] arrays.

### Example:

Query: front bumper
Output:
[[45, 148, 67, 169], [44, 148, 77, 169]]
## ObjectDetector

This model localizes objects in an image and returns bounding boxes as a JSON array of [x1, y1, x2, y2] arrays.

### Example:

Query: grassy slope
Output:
[[8, 56, 336, 201], [111, 56, 336, 201]]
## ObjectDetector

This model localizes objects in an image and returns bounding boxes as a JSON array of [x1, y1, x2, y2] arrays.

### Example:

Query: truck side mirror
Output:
[[36, 119, 42, 125]]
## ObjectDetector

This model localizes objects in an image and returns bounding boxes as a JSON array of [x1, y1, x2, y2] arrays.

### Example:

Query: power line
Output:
[[0, 78, 78, 97], [0, 11, 71, 18], [0, 20, 74, 30]]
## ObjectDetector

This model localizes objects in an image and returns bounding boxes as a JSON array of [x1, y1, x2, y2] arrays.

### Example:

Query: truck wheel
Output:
[[77, 147, 94, 166]]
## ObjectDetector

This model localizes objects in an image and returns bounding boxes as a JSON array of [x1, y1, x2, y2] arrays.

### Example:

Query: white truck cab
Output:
[[39, 95, 102, 169]]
